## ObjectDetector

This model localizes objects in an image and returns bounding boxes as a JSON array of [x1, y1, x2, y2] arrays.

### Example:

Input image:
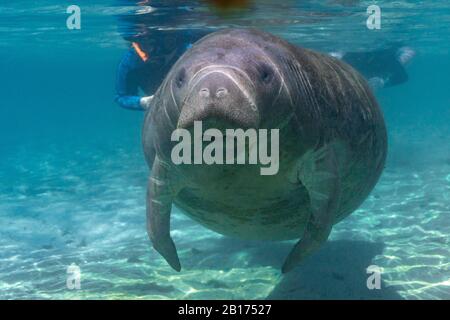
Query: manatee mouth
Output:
[[177, 66, 260, 130]]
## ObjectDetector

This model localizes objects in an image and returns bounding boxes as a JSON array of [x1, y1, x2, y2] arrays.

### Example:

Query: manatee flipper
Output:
[[146, 156, 181, 271], [282, 143, 342, 273]]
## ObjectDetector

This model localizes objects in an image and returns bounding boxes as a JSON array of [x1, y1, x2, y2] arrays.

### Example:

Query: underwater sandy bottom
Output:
[[0, 133, 449, 300]]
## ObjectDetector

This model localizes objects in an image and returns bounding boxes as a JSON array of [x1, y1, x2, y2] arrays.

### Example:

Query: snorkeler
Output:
[[115, 0, 261, 111], [115, 31, 197, 111], [330, 45, 416, 90], [114, 0, 209, 111]]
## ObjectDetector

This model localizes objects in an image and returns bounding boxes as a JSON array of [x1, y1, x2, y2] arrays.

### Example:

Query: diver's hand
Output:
[[140, 95, 154, 110], [329, 51, 344, 59], [368, 77, 385, 90], [397, 47, 416, 65]]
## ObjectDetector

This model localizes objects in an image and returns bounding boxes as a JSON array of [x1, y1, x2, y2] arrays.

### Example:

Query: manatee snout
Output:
[[177, 67, 260, 130]]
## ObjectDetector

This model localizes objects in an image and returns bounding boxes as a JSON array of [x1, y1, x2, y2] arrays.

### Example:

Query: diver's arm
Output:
[[115, 96, 142, 111], [115, 94, 153, 111], [367, 77, 386, 90], [115, 49, 150, 111], [397, 47, 416, 66]]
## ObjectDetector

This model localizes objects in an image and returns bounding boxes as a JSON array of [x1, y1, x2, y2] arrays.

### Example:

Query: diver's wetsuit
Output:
[[115, 30, 203, 111], [342, 48, 408, 88], [332, 46, 415, 90], [115, 48, 149, 110], [115, 42, 191, 111], [114, 0, 207, 110]]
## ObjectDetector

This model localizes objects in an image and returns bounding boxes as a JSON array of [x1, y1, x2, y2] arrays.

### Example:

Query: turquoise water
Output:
[[0, 1, 449, 299]]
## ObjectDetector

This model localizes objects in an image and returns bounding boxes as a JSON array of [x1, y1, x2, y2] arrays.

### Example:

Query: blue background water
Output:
[[0, 1, 449, 299]]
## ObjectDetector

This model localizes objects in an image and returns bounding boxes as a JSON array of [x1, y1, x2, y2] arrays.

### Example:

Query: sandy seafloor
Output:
[[0, 126, 448, 300]]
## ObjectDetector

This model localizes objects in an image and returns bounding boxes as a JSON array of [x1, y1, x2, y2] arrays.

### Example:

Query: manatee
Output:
[[142, 28, 387, 273]]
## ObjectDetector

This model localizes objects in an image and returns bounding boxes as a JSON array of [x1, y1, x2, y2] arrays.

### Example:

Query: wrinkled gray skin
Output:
[[142, 29, 387, 273]]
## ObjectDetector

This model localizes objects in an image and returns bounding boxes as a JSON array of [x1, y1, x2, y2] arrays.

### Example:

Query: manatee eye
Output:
[[260, 64, 274, 84], [175, 68, 186, 88]]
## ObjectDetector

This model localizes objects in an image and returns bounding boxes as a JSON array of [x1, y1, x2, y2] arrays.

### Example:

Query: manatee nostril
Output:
[[216, 87, 228, 98], [199, 88, 210, 98]]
